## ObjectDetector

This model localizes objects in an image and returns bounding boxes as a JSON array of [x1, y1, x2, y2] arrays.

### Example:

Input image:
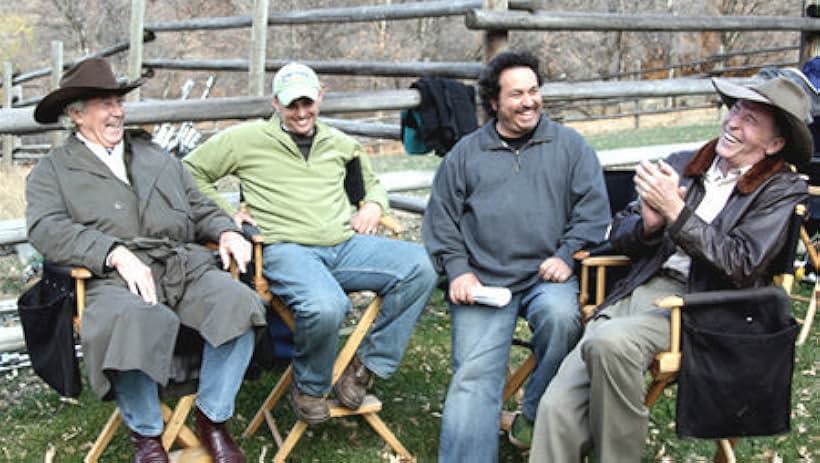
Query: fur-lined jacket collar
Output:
[[683, 138, 788, 194]]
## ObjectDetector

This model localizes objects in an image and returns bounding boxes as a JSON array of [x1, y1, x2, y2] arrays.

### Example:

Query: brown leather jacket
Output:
[[598, 139, 809, 313]]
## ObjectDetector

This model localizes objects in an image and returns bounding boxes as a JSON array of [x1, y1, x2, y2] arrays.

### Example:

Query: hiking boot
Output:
[[288, 385, 329, 425], [508, 412, 533, 450], [333, 356, 373, 410]]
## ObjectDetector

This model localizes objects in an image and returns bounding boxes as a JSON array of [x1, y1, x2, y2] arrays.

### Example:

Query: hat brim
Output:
[[712, 78, 813, 166], [275, 86, 319, 107], [34, 81, 141, 124]]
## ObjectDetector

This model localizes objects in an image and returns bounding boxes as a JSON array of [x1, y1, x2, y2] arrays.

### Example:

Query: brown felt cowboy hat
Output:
[[712, 76, 813, 166], [34, 58, 142, 123]]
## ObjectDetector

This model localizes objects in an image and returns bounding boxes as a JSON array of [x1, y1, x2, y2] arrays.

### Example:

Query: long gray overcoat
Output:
[[26, 132, 266, 399]]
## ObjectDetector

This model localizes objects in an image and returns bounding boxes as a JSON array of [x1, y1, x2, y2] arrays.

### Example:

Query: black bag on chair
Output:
[[17, 267, 82, 398], [675, 287, 798, 439]]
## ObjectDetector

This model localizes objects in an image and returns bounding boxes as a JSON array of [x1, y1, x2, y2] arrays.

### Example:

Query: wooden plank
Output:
[[0, 326, 25, 352], [146, 0, 483, 32], [3, 62, 14, 165], [49, 41, 64, 148], [0, 89, 422, 135], [467, 10, 820, 32], [2, 32, 155, 89], [127, 0, 146, 102], [0, 218, 26, 246], [143, 58, 484, 79], [248, 0, 269, 96]]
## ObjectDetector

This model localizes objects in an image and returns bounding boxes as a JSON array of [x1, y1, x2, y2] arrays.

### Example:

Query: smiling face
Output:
[[492, 66, 542, 138], [69, 95, 125, 148], [272, 94, 323, 136], [715, 100, 785, 170]]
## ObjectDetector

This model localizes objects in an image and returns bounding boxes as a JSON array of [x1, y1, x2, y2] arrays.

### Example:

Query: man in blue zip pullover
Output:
[[423, 51, 610, 461]]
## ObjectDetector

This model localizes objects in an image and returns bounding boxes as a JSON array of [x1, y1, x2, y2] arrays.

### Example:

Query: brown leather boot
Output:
[[333, 356, 373, 410], [288, 384, 330, 425], [129, 431, 169, 463], [194, 408, 245, 463]]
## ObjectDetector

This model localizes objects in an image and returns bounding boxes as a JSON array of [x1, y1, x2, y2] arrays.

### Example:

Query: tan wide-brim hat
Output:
[[34, 58, 142, 124], [712, 76, 813, 166]]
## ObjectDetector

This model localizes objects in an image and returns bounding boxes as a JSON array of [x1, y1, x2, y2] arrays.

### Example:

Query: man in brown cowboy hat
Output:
[[26, 57, 266, 463], [529, 75, 811, 461]]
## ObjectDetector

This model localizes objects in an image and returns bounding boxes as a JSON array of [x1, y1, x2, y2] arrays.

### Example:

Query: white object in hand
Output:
[[472, 286, 512, 307]]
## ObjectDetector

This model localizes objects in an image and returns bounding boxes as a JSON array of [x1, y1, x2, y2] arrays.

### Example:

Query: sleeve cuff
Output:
[[443, 257, 472, 282]]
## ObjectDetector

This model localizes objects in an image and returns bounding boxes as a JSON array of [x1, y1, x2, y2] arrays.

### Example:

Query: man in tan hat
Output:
[[26, 57, 266, 463], [529, 75, 811, 461]]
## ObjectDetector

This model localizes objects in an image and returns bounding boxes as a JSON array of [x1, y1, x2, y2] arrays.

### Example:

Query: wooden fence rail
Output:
[[143, 59, 484, 79], [466, 10, 820, 32], [0, 31, 156, 89], [1, 77, 763, 136], [0, 89, 420, 135], [143, 0, 533, 32]]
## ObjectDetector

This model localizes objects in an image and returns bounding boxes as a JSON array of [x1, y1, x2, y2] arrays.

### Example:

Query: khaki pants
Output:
[[529, 275, 686, 463]]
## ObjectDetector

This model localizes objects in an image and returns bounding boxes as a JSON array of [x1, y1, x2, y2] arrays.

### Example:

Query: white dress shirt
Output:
[[75, 132, 130, 185]]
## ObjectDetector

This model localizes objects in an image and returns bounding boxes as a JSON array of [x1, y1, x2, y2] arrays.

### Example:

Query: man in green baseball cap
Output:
[[184, 63, 437, 426]]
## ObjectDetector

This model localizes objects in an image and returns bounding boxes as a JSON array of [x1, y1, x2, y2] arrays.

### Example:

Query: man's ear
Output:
[[271, 96, 282, 113], [765, 136, 786, 156], [490, 97, 498, 113], [67, 106, 84, 126]]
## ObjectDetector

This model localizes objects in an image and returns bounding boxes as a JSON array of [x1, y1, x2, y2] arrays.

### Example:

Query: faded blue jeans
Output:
[[439, 277, 582, 463], [262, 234, 437, 396], [114, 328, 256, 436]]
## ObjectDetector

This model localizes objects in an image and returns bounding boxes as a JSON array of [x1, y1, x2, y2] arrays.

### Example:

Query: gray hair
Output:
[[60, 99, 86, 130]]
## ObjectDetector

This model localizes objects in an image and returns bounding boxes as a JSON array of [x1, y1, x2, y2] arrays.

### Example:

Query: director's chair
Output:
[[239, 216, 413, 463], [50, 244, 240, 463]]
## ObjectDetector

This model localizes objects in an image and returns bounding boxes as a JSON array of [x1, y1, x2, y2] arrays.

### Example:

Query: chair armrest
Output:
[[379, 215, 403, 237], [43, 262, 92, 280], [652, 295, 684, 375], [573, 240, 616, 260], [238, 223, 271, 302]]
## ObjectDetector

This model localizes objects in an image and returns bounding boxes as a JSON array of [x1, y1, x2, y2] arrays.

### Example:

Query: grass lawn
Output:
[[1, 286, 817, 462], [2, 121, 817, 462]]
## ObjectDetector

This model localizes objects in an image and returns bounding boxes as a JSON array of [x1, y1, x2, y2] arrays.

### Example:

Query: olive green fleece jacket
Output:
[[183, 115, 389, 246]]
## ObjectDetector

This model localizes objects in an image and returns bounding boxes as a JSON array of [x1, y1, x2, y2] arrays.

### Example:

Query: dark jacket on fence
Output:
[[405, 77, 478, 156], [25, 132, 266, 399]]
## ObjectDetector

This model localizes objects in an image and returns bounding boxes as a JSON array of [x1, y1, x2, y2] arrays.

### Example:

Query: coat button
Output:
[[114, 201, 124, 210], [745, 316, 753, 323]]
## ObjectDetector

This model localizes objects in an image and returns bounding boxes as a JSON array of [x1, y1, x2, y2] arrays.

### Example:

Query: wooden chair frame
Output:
[[239, 216, 413, 463]]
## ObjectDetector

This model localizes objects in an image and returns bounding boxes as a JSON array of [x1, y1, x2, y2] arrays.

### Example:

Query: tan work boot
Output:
[[334, 356, 373, 410], [288, 384, 330, 425]]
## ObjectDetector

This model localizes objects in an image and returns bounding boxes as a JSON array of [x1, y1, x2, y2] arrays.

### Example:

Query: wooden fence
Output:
[[0, 1, 818, 159]]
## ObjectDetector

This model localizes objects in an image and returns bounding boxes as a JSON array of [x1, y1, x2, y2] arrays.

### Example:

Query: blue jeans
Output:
[[114, 328, 255, 436], [439, 278, 582, 463], [262, 234, 437, 396]]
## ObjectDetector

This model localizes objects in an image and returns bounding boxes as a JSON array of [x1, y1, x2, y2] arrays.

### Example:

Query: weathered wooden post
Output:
[[481, 0, 508, 125], [127, 0, 146, 102], [50, 41, 64, 147], [249, 0, 270, 96], [483, 0, 508, 62], [3, 62, 13, 166]]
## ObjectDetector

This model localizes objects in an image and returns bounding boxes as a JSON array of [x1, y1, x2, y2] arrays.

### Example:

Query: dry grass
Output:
[[0, 164, 30, 220]]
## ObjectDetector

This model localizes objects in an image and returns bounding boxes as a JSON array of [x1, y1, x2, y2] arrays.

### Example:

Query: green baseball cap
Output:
[[272, 63, 320, 106]]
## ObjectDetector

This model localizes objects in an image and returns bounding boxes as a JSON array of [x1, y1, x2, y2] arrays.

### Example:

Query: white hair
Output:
[[59, 99, 86, 130]]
